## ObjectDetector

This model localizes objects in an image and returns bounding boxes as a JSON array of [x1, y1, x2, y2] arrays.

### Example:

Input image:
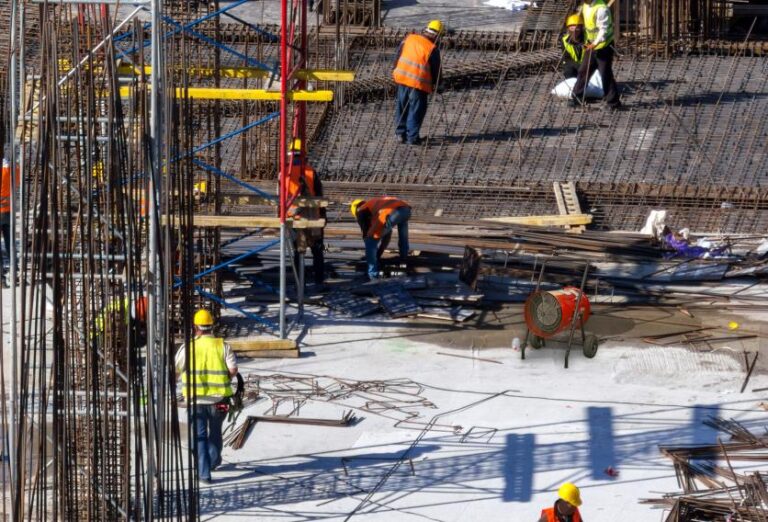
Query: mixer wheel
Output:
[[582, 335, 599, 358], [529, 335, 545, 349]]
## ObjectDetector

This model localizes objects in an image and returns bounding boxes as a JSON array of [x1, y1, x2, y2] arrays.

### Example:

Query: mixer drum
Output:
[[524, 286, 591, 338]]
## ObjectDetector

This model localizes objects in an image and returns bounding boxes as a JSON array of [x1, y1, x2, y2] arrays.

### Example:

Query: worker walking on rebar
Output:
[[175, 309, 238, 484], [286, 139, 325, 286], [350, 197, 411, 280], [392, 20, 443, 146], [561, 13, 585, 79], [539, 483, 584, 522], [570, 0, 621, 109]]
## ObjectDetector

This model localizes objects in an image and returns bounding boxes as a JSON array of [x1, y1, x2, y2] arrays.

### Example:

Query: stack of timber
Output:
[[642, 417, 768, 521]]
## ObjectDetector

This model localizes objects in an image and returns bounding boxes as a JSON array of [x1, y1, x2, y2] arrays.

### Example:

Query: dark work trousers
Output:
[[0, 212, 11, 273], [292, 230, 325, 285], [193, 403, 226, 481], [395, 85, 429, 143], [572, 45, 620, 107], [562, 59, 581, 80]]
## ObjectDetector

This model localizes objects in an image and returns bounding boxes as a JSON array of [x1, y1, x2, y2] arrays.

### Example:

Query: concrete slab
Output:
[[189, 303, 768, 520]]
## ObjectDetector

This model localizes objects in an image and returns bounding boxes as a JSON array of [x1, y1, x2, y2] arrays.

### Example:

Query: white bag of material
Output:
[[550, 71, 604, 99], [640, 209, 667, 238]]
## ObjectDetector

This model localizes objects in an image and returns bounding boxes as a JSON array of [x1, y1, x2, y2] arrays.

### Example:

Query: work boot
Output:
[[407, 137, 422, 146], [397, 134, 406, 144]]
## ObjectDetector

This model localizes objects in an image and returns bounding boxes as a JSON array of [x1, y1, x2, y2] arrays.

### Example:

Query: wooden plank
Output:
[[237, 349, 300, 359], [118, 65, 355, 82], [481, 214, 592, 226], [164, 215, 325, 229], [229, 338, 297, 351]]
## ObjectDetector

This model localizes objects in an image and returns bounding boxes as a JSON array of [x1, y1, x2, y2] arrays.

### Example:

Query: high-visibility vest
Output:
[[540, 506, 582, 522], [359, 196, 409, 240], [94, 297, 130, 336], [582, 0, 613, 50], [562, 34, 584, 64], [1, 163, 18, 214], [286, 157, 318, 219], [181, 336, 233, 400], [392, 34, 436, 94]]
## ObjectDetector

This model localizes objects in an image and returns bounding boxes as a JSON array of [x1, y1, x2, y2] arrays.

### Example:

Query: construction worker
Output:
[[539, 482, 583, 522], [94, 294, 148, 348], [561, 13, 585, 79], [1, 158, 17, 287], [350, 197, 411, 280], [175, 309, 238, 484], [392, 20, 443, 145], [571, 0, 620, 109], [286, 139, 325, 285]]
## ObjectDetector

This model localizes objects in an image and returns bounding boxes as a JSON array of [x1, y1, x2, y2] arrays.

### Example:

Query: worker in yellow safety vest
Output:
[[570, 0, 621, 109], [561, 13, 585, 79], [93, 294, 148, 348], [350, 196, 411, 280], [175, 309, 238, 484], [392, 20, 443, 145], [285, 138, 325, 285]]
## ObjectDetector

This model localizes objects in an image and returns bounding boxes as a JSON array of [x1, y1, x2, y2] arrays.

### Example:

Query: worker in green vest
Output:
[[175, 308, 238, 484], [571, 0, 621, 109], [561, 13, 585, 79]]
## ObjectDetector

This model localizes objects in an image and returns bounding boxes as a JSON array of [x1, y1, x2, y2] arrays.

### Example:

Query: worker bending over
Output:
[[392, 20, 443, 145], [175, 309, 238, 484], [571, 0, 620, 109], [539, 482, 584, 522], [285, 139, 325, 285], [561, 13, 585, 79], [94, 293, 148, 349], [350, 197, 411, 280]]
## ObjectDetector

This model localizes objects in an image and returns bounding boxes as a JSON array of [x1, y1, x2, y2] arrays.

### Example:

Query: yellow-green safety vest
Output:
[[582, 0, 613, 50], [93, 297, 130, 337], [562, 34, 584, 64], [181, 336, 233, 400]]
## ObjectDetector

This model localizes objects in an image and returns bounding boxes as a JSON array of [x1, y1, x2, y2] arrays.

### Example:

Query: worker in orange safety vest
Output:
[[1, 158, 18, 287], [539, 482, 584, 522], [284, 139, 325, 285], [350, 196, 411, 280], [392, 20, 443, 145]]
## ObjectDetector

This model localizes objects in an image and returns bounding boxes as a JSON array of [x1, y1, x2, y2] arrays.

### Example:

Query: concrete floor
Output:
[[144, 0, 527, 32], [191, 302, 768, 521]]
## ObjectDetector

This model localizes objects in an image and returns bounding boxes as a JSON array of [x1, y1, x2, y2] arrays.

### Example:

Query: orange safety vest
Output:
[[1, 164, 18, 214], [359, 196, 409, 240], [286, 159, 318, 218], [392, 34, 436, 94], [540, 506, 582, 522]]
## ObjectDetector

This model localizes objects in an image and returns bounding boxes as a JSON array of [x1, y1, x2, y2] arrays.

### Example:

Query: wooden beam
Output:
[[237, 349, 300, 359], [229, 338, 297, 351], [119, 86, 334, 102], [164, 215, 326, 229], [118, 65, 355, 82], [481, 214, 592, 226]]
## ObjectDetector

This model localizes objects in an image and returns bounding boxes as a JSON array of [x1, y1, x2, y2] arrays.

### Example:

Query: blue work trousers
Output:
[[364, 206, 411, 279], [193, 403, 226, 481], [395, 85, 429, 143]]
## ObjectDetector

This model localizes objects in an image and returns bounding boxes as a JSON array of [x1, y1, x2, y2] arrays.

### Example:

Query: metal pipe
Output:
[[279, 0, 288, 339]]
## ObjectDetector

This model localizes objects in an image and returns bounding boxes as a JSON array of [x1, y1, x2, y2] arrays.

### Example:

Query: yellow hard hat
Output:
[[558, 482, 582, 507], [728, 321, 739, 330], [193, 308, 215, 327], [426, 20, 444, 36], [566, 13, 584, 26], [290, 138, 302, 152], [350, 199, 365, 218]]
